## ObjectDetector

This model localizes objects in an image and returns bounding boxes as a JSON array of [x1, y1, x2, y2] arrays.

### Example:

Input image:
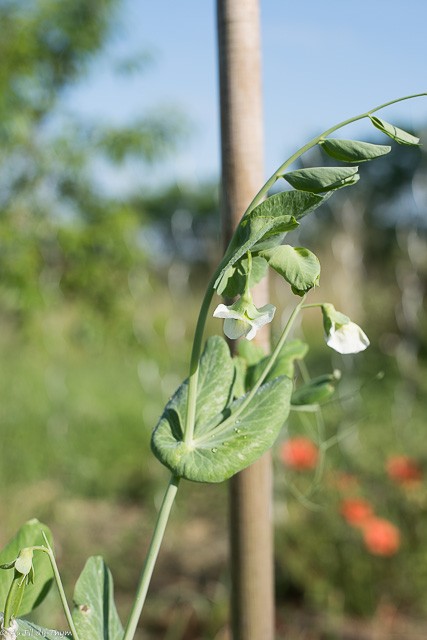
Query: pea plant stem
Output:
[[123, 475, 180, 640], [32, 540, 80, 640]]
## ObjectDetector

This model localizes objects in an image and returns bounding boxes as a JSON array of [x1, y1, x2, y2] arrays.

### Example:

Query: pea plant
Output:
[[0, 94, 424, 640]]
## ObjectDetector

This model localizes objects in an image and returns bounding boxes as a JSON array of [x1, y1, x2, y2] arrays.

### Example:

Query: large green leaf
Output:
[[0, 520, 53, 616], [319, 138, 391, 163], [160, 336, 235, 440], [245, 339, 308, 390], [282, 167, 359, 193], [72, 556, 123, 640], [16, 618, 64, 639], [152, 376, 292, 483], [214, 190, 329, 291], [369, 116, 420, 145], [260, 245, 320, 296]]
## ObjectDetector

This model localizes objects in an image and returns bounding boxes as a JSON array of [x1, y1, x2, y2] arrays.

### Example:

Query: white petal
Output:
[[213, 304, 243, 320], [245, 324, 258, 340], [326, 321, 370, 354], [224, 318, 250, 340]]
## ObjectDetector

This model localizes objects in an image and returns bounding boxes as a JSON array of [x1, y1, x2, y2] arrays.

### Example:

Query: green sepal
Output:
[[369, 116, 420, 145], [282, 166, 359, 193], [72, 556, 123, 640], [151, 376, 292, 483], [319, 138, 391, 163], [291, 372, 340, 406], [321, 303, 349, 335], [217, 255, 268, 298], [260, 245, 320, 296], [0, 520, 53, 616], [245, 339, 309, 391]]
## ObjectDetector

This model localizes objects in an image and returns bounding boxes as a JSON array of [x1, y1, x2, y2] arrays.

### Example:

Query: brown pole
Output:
[[217, 2, 275, 639]]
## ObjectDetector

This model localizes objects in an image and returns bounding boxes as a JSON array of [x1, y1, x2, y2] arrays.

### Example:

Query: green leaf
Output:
[[16, 618, 65, 639], [237, 340, 266, 366], [151, 376, 292, 483], [217, 255, 268, 297], [369, 116, 420, 145], [161, 336, 235, 440], [214, 190, 329, 290], [0, 520, 53, 616], [291, 373, 339, 406], [282, 167, 359, 193], [246, 339, 308, 390], [232, 356, 247, 399], [319, 138, 391, 163], [261, 245, 320, 296], [72, 556, 123, 640]]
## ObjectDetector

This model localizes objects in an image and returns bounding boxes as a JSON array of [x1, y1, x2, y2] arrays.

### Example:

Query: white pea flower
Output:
[[321, 303, 369, 355], [213, 297, 276, 341]]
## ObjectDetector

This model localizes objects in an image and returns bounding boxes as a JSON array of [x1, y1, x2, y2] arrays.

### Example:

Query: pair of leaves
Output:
[[291, 372, 339, 407], [0, 522, 122, 640], [151, 336, 293, 483], [214, 190, 329, 293]]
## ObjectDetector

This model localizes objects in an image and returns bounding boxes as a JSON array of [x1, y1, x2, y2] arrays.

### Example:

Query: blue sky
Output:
[[64, 0, 427, 189]]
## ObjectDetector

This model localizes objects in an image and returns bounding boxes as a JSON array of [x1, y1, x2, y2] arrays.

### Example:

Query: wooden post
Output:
[[217, 2, 275, 639]]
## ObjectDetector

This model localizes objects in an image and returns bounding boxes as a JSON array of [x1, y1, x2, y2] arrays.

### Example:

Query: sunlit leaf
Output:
[[319, 138, 391, 163], [214, 190, 329, 290], [261, 245, 320, 296], [151, 376, 292, 483], [282, 167, 359, 193], [0, 520, 53, 616], [369, 116, 420, 145], [72, 556, 123, 640]]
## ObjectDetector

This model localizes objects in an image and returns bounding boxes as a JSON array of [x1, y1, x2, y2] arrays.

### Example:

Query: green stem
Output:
[[183, 271, 218, 446], [123, 475, 180, 640], [245, 92, 427, 215], [3, 571, 25, 629], [35, 540, 80, 640], [196, 297, 305, 442]]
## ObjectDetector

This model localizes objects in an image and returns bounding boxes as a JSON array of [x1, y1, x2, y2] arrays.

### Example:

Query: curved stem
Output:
[[123, 475, 180, 640], [245, 92, 427, 215], [183, 271, 218, 445]]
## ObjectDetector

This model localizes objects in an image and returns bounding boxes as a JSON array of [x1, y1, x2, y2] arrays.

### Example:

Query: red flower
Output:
[[362, 518, 401, 557], [386, 456, 422, 485], [340, 498, 374, 527], [280, 437, 318, 470]]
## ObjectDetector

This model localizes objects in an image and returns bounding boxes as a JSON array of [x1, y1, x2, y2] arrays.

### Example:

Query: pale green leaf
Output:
[[0, 520, 53, 616], [214, 190, 329, 290], [282, 167, 359, 193], [261, 245, 320, 296], [369, 116, 420, 145], [151, 376, 292, 483], [72, 556, 123, 640], [237, 340, 266, 366], [319, 138, 391, 163], [246, 339, 308, 390]]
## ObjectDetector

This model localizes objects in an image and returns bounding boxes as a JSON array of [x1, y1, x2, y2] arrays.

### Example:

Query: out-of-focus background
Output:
[[1, 1, 427, 638]]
